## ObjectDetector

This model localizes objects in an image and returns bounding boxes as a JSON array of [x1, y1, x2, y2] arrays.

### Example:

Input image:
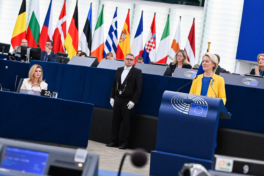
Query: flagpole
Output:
[[208, 42, 211, 52], [180, 16, 181, 21]]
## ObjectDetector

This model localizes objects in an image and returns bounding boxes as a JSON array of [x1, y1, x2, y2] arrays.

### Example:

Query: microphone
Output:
[[209, 78, 217, 98], [14, 75, 18, 92], [177, 76, 198, 92], [118, 149, 148, 176]]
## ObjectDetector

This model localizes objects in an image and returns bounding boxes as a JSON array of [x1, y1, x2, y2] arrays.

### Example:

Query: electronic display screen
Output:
[[0, 147, 49, 175]]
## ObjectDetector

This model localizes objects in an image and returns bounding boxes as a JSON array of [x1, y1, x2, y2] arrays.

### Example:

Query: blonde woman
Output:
[[169, 50, 192, 73], [20, 64, 48, 91], [190, 53, 226, 105], [105, 52, 115, 60], [250, 54, 264, 76]]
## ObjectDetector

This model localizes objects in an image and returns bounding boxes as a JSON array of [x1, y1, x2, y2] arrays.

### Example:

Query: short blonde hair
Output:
[[106, 52, 113, 58], [257, 54, 264, 70], [203, 52, 219, 72], [28, 64, 44, 84], [172, 50, 190, 65]]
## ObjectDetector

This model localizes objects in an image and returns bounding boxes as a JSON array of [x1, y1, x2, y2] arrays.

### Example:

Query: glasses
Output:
[[125, 58, 134, 61], [45, 44, 51, 46]]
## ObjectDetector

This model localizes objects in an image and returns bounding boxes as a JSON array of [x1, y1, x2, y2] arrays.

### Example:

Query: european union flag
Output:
[[189, 104, 208, 117], [249, 81, 258, 86]]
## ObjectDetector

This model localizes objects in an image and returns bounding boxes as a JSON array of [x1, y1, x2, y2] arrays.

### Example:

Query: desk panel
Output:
[[0, 91, 94, 147], [0, 60, 29, 91]]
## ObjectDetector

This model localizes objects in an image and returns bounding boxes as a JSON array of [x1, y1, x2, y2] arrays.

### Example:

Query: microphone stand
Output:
[[177, 76, 197, 92], [118, 153, 131, 176]]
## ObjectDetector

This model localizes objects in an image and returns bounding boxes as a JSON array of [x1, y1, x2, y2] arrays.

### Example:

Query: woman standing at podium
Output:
[[21, 64, 48, 91], [250, 54, 264, 77], [189, 53, 226, 104], [169, 50, 192, 74]]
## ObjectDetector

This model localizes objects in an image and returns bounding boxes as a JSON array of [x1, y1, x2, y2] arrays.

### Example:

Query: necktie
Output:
[[45, 54, 48, 62]]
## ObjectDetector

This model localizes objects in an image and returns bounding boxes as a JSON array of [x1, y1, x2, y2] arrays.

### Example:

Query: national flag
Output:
[[53, 0, 66, 54], [116, 9, 130, 60], [11, 0, 26, 49], [167, 17, 181, 64], [91, 6, 104, 62], [64, 0, 79, 59], [103, 7, 118, 59], [80, 3, 92, 56], [156, 15, 170, 64], [184, 19, 195, 66], [142, 13, 156, 64], [26, 0, 40, 47], [131, 11, 143, 64], [39, 0, 53, 51]]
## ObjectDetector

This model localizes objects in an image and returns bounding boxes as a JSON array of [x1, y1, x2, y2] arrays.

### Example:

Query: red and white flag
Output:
[[53, 0, 66, 54], [184, 19, 195, 66]]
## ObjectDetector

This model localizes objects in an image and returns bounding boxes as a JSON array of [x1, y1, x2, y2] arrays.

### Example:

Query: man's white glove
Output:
[[110, 98, 114, 108], [127, 101, 135, 110]]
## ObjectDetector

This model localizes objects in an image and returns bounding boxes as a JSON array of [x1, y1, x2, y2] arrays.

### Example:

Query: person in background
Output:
[[40, 40, 57, 62], [80, 52, 87, 57], [250, 54, 264, 77], [190, 53, 226, 105], [20, 64, 48, 92], [13, 39, 28, 54], [169, 50, 192, 74], [77, 50, 82, 56], [137, 56, 144, 64], [105, 52, 115, 60], [107, 53, 142, 150], [214, 54, 230, 75], [193, 64, 200, 70]]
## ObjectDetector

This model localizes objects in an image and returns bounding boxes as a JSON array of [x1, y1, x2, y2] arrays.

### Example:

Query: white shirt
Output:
[[121, 66, 132, 84], [20, 78, 48, 92]]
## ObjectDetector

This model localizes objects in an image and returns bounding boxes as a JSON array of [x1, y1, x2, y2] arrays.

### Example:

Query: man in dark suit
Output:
[[215, 54, 230, 75], [41, 40, 57, 62], [107, 53, 142, 150]]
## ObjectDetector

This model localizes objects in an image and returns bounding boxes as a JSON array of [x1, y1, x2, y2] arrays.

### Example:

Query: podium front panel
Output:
[[156, 91, 223, 161], [135, 63, 169, 76], [172, 68, 197, 79], [97, 59, 124, 70], [220, 73, 264, 89]]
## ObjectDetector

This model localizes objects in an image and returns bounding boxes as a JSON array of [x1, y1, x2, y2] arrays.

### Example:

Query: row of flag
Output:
[[11, 0, 67, 54], [10, 0, 195, 65]]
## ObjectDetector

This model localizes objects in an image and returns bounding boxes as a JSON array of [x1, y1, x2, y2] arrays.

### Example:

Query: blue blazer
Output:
[[41, 51, 57, 62]]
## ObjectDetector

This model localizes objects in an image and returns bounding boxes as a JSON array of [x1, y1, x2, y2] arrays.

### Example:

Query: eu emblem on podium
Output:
[[189, 104, 208, 117]]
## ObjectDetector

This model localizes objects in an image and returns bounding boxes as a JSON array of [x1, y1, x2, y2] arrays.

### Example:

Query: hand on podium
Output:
[[110, 98, 114, 107], [127, 101, 135, 110]]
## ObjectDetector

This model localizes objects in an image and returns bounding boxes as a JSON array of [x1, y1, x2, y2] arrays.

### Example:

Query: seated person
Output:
[[169, 50, 192, 73], [40, 40, 57, 62], [137, 56, 144, 64], [77, 50, 82, 56], [250, 54, 264, 77], [189, 53, 226, 105], [214, 54, 230, 75], [105, 52, 115, 60], [13, 39, 28, 54], [21, 64, 48, 92], [80, 52, 87, 57]]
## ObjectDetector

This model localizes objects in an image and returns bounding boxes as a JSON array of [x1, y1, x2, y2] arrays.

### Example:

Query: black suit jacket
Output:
[[41, 51, 57, 62], [169, 63, 192, 73], [215, 65, 228, 75], [111, 66, 142, 104]]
